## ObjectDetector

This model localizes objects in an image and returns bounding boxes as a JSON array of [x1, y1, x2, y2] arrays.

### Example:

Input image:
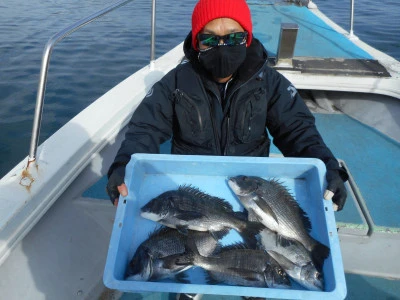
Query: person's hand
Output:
[[324, 169, 347, 211], [106, 166, 128, 206]]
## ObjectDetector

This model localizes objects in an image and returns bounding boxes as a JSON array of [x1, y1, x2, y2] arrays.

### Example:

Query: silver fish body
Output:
[[267, 250, 324, 291], [228, 176, 330, 270], [140, 186, 261, 242], [126, 226, 221, 281], [176, 243, 291, 289], [257, 227, 312, 267], [257, 227, 324, 291], [125, 226, 188, 281]]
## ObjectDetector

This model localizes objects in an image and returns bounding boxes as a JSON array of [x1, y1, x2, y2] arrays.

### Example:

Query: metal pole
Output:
[[349, 0, 355, 37], [150, 0, 156, 67], [28, 0, 135, 162], [339, 160, 374, 236]]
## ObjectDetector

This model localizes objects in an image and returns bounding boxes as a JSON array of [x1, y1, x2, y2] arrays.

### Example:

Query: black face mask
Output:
[[198, 44, 247, 78]]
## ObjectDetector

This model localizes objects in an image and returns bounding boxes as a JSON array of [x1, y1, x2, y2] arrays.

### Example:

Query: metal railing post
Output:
[[349, 0, 355, 37], [339, 159, 374, 236], [150, 0, 156, 64], [28, 0, 136, 163]]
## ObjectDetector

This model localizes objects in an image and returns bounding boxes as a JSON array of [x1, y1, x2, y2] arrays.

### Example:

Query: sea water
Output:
[[0, 0, 399, 178]]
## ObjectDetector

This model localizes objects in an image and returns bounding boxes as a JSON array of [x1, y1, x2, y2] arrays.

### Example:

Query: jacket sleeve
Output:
[[107, 70, 175, 177], [266, 70, 348, 180]]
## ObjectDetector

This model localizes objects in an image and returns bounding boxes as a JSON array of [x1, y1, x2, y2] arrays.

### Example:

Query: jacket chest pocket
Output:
[[233, 87, 267, 143], [173, 89, 209, 141]]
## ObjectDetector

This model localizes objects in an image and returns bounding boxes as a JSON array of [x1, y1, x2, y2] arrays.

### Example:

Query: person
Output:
[[106, 0, 348, 211]]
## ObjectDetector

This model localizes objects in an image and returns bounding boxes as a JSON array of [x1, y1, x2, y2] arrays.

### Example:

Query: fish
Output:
[[125, 226, 189, 281], [125, 226, 223, 281], [140, 185, 263, 247], [257, 227, 324, 291], [227, 176, 330, 270], [267, 251, 324, 291], [256, 223, 314, 268], [175, 242, 291, 289]]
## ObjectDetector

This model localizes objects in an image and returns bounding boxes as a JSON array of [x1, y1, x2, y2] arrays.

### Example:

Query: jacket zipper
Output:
[[224, 117, 230, 155], [223, 61, 268, 155], [207, 89, 222, 154]]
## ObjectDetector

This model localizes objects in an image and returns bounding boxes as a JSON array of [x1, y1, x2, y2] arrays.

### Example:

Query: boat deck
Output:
[[269, 113, 400, 229], [252, 3, 372, 59], [251, 2, 391, 77]]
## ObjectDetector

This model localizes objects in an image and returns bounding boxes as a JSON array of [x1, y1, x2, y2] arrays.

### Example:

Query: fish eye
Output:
[[316, 272, 322, 280]]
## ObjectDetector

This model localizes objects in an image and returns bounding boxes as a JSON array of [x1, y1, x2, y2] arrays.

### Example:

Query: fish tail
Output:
[[174, 272, 190, 283], [311, 242, 330, 271], [239, 221, 265, 249], [175, 251, 196, 266]]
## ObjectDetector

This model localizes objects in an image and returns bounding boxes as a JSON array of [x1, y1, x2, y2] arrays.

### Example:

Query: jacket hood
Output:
[[183, 31, 268, 82]]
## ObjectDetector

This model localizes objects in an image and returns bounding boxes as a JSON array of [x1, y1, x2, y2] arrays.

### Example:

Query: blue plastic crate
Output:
[[103, 154, 346, 299]]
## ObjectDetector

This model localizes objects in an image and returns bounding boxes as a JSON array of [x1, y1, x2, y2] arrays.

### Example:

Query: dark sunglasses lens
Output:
[[198, 32, 248, 47], [225, 32, 247, 45], [199, 34, 219, 47]]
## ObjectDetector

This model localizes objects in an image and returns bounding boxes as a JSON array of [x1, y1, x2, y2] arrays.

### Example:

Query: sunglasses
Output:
[[198, 31, 248, 48]]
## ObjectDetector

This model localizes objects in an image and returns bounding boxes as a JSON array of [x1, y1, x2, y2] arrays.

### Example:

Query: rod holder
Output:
[[276, 23, 299, 67]]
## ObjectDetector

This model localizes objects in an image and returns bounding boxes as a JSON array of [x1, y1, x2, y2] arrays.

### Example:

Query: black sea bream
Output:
[[228, 176, 330, 269], [126, 226, 222, 281], [140, 185, 262, 244], [257, 227, 324, 291], [176, 243, 291, 289]]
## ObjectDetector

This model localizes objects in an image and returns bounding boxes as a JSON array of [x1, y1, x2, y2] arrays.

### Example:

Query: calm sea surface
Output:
[[0, 0, 399, 178]]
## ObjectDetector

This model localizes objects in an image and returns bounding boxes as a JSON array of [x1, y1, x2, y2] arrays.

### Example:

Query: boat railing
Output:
[[340, 159, 374, 236], [28, 0, 157, 164]]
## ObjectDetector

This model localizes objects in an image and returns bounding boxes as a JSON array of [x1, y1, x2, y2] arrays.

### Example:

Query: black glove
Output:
[[106, 165, 126, 205], [326, 169, 347, 211]]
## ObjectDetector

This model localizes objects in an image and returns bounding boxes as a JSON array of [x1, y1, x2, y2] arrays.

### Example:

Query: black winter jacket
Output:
[[108, 33, 347, 179]]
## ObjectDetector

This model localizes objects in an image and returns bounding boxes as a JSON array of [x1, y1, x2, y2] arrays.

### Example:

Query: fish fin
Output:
[[246, 210, 260, 223], [176, 225, 189, 235], [220, 242, 249, 251], [146, 225, 173, 239], [233, 210, 249, 221], [175, 211, 206, 221], [311, 242, 330, 271], [210, 242, 223, 255], [267, 250, 296, 270], [269, 179, 312, 232], [253, 197, 279, 224], [174, 272, 190, 283], [209, 230, 222, 241], [277, 234, 297, 248], [178, 185, 234, 212], [205, 271, 220, 285], [175, 251, 195, 266], [240, 222, 265, 249], [255, 234, 264, 250], [212, 228, 230, 240]]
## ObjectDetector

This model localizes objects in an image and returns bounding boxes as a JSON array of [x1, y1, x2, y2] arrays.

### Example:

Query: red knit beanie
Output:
[[191, 0, 253, 50]]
